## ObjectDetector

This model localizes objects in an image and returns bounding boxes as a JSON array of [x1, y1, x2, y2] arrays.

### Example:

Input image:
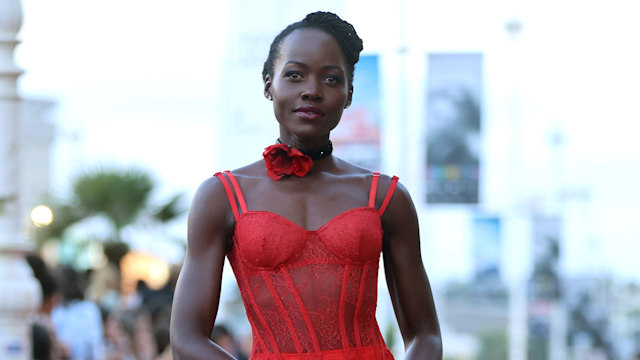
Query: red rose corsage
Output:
[[263, 143, 313, 180]]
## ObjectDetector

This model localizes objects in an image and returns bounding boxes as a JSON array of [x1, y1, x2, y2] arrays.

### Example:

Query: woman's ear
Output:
[[345, 87, 353, 108], [264, 75, 273, 100]]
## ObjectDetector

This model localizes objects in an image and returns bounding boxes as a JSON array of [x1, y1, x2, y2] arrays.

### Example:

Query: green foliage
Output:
[[73, 169, 153, 233], [152, 194, 186, 224]]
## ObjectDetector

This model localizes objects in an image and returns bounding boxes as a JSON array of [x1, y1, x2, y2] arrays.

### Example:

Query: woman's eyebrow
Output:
[[284, 60, 344, 73], [284, 60, 307, 67]]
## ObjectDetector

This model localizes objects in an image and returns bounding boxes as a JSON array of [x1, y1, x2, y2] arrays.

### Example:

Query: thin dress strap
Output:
[[368, 172, 399, 215], [224, 171, 248, 214], [378, 176, 399, 215], [214, 171, 248, 220], [368, 172, 380, 208]]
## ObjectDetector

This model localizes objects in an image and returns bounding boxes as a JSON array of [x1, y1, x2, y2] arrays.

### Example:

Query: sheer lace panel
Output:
[[215, 172, 398, 359]]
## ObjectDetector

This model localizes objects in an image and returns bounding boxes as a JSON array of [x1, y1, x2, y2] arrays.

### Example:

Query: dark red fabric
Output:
[[263, 144, 314, 180], [214, 172, 399, 360]]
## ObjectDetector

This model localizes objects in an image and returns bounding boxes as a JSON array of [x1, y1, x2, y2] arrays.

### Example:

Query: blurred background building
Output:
[[1, 0, 55, 358], [3, 0, 640, 359]]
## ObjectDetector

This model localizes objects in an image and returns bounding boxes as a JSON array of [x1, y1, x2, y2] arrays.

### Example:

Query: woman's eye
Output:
[[285, 71, 303, 80], [324, 75, 342, 84]]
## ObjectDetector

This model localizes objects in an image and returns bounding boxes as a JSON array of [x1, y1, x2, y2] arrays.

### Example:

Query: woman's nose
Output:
[[301, 80, 322, 101]]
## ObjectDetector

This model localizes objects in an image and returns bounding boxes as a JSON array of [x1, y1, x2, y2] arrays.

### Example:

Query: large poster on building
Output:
[[425, 54, 482, 204], [332, 55, 380, 170]]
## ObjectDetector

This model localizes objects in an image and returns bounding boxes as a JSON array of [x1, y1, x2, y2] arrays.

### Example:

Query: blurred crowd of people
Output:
[[25, 252, 249, 360]]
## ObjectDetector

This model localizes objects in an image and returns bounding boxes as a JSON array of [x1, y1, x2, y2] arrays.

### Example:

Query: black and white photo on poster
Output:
[[425, 53, 482, 204]]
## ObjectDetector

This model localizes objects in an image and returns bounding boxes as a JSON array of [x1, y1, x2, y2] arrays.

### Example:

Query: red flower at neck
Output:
[[263, 144, 313, 180]]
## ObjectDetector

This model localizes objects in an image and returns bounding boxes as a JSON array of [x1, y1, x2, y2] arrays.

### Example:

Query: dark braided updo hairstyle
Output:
[[262, 11, 364, 85]]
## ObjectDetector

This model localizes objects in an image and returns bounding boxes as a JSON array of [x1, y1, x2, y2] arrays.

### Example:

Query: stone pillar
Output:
[[0, 0, 42, 359]]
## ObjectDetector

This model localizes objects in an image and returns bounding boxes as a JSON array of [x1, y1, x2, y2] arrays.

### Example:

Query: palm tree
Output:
[[73, 168, 153, 243], [34, 167, 185, 250]]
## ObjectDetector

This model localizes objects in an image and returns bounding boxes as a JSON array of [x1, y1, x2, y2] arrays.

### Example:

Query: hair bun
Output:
[[262, 11, 364, 84], [301, 11, 363, 66]]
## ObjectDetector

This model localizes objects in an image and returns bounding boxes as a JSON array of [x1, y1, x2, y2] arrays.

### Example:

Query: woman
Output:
[[171, 11, 442, 359]]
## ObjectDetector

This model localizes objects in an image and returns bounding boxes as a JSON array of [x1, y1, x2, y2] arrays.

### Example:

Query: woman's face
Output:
[[265, 28, 352, 147]]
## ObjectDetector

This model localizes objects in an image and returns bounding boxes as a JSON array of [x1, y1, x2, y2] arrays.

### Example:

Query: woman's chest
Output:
[[231, 208, 384, 269]]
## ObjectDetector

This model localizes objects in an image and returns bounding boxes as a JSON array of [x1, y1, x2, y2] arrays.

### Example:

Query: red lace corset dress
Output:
[[215, 171, 399, 360]]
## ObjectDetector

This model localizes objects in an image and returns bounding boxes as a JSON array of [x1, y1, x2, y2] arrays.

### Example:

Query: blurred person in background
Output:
[[26, 253, 69, 359], [87, 242, 129, 311], [26, 254, 60, 317], [104, 307, 158, 360], [171, 11, 441, 360], [103, 308, 135, 360], [210, 324, 248, 360], [153, 322, 172, 360], [150, 304, 173, 359], [51, 266, 105, 360], [139, 265, 180, 322], [32, 322, 53, 360]]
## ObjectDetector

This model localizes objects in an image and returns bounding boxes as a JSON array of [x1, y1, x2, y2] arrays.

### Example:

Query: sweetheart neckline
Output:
[[236, 206, 379, 233]]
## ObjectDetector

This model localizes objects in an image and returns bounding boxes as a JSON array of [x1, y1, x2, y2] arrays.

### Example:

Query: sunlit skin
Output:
[[170, 28, 442, 359]]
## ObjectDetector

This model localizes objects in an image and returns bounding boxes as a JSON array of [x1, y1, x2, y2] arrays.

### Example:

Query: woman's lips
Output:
[[294, 105, 324, 120], [295, 111, 322, 120]]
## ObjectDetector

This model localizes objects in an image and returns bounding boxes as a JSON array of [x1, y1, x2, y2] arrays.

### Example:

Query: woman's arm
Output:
[[170, 178, 238, 359], [381, 180, 443, 360]]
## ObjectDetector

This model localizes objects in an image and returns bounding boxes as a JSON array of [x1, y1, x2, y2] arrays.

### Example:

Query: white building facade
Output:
[[0, 0, 55, 358]]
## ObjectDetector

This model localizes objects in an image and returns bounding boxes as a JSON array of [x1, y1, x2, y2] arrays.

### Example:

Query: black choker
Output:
[[276, 139, 333, 160]]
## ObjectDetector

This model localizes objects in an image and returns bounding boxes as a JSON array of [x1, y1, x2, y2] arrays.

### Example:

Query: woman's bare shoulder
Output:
[[226, 160, 267, 178], [332, 157, 398, 183], [330, 157, 407, 210], [190, 176, 230, 220], [331, 157, 375, 178]]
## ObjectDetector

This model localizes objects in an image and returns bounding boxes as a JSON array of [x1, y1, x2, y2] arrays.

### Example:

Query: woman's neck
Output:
[[278, 134, 331, 150], [276, 138, 333, 161]]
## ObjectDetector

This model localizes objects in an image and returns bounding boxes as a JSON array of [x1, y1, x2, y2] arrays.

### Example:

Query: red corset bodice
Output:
[[215, 171, 398, 360]]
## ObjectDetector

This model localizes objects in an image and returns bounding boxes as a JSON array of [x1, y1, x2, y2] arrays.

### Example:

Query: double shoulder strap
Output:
[[214, 171, 399, 220], [214, 171, 247, 220], [369, 172, 399, 216]]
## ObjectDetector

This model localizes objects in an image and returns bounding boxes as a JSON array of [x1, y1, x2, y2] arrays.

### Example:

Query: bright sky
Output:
[[14, 0, 640, 280], [17, 0, 229, 199]]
